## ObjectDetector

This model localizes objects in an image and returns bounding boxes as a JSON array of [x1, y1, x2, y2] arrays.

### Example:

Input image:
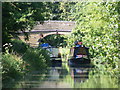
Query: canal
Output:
[[4, 60, 119, 88]]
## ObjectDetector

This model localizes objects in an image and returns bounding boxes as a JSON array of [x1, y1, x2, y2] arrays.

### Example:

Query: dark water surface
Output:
[[3, 60, 119, 88]]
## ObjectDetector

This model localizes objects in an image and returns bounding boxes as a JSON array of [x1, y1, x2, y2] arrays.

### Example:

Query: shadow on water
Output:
[[37, 60, 93, 88], [2, 67, 49, 88], [3, 60, 119, 88], [68, 64, 92, 88], [51, 60, 62, 67]]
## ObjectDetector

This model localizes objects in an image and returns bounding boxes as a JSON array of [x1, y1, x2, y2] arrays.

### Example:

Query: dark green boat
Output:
[[68, 46, 91, 66]]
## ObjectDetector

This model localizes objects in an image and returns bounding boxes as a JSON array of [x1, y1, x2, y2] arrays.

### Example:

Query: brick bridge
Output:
[[18, 21, 76, 47]]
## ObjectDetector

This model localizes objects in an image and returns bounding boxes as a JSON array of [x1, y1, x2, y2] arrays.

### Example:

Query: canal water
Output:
[[4, 60, 119, 88]]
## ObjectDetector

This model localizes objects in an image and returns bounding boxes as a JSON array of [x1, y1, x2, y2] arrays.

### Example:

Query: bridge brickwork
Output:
[[18, 21, 76, 47]]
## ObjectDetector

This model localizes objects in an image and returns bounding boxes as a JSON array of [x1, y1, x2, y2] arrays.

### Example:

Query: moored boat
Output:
[[68, 45, 91, 66]]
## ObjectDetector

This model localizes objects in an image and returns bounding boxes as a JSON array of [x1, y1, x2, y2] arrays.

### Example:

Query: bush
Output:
[[2, 53, 25, 81], [10, 39, 29, 54], [2, 39, 51, 88], [10, 39, 50, 71], [22, 47, 50, 71]]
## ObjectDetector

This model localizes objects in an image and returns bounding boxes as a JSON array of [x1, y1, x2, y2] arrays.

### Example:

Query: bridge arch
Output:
[[18, 21, 76, 47], [42, 32, 70, 38]]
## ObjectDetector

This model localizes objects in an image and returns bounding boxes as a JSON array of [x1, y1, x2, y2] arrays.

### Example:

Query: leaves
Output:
[[2, 2, 48, 45], [40, 34, 67, 47], [66, 2, 120, 71]]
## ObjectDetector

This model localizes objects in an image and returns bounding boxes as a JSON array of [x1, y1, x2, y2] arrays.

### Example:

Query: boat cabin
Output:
[[68, 46, 90, 65]]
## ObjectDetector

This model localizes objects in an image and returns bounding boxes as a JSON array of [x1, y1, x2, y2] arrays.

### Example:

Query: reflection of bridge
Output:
[[18, 21, 76, 47]]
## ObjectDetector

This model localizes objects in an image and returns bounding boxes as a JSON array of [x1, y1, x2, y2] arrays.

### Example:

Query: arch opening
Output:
[[38, 34, 67, 48]]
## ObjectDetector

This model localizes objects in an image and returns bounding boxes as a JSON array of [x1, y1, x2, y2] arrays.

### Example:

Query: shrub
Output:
[[2, 40, 51, 86], [22, 47, 50, 71], [2, 53, 25, 81], [10, 39, 29, 54]]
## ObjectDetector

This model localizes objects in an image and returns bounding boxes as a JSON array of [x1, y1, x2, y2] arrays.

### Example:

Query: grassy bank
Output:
[[2, 39, 50, 88]]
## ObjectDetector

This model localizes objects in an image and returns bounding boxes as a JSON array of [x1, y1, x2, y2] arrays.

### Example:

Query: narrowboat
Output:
[[68, 45, 91, 66]]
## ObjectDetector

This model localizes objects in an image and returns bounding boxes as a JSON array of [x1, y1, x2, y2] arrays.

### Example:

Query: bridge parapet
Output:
[[18, 21, 76, 47], [34, 20, 76, 31]]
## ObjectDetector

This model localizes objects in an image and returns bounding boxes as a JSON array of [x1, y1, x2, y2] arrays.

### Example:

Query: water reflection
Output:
[[48, 60, 67, 81], [69, 65, 91, 88], [51, 60, 62, 67], [38, 61, 92, 88], [3, 60, 119, 88], [71, 68, 89, 82]]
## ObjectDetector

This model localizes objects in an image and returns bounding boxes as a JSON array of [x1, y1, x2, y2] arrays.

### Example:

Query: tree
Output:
[[67, 2, 120, 71], [2, 2, 50, 45]]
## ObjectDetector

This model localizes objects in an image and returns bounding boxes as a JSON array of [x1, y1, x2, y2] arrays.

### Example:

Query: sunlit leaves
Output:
[[40, 34, 67, 47], [2, 2, 48, 45], [66, 2, 119, 71]]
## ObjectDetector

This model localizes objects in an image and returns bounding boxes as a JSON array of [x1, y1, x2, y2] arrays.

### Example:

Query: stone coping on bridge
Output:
[[34, 20, 76, 31], [18, 29, 72, 33], [17, 21, 75, 47], [17, 20, 76, 33]]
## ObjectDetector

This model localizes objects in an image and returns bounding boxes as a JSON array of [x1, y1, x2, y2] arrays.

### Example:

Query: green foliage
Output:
[[10, 39, 50, 71], [2, 53, 25, 80], [22, 47, 50, 71], [59, 2, 76, 21], [40, 34, 67, 47], [2, 2, 75, 47], [10, 39, 29, 54], [45, 2, 76, 20], [67, 2, 120, 71], [2, 2, 51, 45], [2, 40, 51, 87]]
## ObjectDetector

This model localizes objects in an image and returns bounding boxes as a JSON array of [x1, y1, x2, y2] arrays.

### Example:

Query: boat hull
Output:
[[68, 58, 91, 67]]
